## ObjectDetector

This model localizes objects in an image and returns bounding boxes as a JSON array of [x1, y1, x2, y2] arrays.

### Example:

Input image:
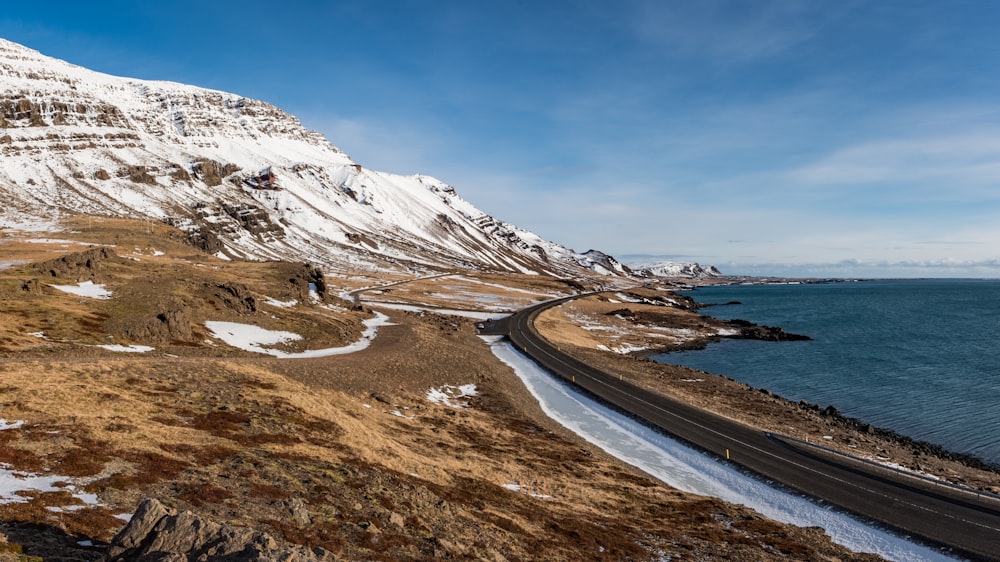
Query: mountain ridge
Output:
[[0, 37, 719, 280]]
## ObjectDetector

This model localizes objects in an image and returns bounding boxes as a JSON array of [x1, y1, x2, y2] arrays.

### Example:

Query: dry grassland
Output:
[[0, 218, 884, 560]]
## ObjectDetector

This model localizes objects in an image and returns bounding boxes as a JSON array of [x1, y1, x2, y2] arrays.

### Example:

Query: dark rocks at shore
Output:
[[794, 399, 1000, 474], [646, 318, 812, 354], [726, 319, 812, 342], [696, 300, 742, 308]]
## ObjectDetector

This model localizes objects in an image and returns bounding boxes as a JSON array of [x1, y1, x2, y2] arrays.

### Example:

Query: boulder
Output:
[[105, 498, 335, 562]]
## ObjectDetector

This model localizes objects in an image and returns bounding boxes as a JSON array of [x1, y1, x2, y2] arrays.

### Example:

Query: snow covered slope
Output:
[[628, 260, 724, 279], [0, 38, 619, 277]]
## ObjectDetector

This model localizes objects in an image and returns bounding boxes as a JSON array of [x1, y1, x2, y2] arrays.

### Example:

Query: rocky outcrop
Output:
[[186, 225, 225, 255], [283, 263, 327, 303], [117, 165, 156, 184], [108, 306, 194, 344], [105, 498, 335, 561], [221, 203, 285, 238], [192, 159, 241, 187], [214, 282, 259, 315], [20, 278, 43, 294], [32, 247, 122, 281]]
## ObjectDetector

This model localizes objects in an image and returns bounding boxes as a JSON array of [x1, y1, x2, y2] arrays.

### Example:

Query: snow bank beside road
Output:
[[483, 336, 958, 562]]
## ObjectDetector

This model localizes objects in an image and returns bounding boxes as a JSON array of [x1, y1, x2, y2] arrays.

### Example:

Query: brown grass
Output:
[[0, 217, 887, 560]]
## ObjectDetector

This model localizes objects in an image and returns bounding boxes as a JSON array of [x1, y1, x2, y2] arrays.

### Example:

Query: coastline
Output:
[[533, 287, 1000, 495], [662, 281, 1000, 475], [488, 336, 965, 562]]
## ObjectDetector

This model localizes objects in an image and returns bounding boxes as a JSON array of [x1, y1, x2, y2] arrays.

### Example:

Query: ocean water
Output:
[[653, 279, 1000, 466]]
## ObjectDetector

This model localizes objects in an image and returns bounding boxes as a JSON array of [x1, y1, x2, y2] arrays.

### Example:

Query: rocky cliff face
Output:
[[0, 38, 616, 278]]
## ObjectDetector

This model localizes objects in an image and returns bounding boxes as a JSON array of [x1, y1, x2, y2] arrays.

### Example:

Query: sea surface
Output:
[[653, 279, 1000, 466]]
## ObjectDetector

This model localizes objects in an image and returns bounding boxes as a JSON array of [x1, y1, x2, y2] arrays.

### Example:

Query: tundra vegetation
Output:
[[1, 217, 992, 561]]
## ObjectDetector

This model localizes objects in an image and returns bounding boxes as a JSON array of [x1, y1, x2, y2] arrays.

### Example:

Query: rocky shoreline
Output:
[[535, 288, 1000, 495], [667, 288, 1000, 477]]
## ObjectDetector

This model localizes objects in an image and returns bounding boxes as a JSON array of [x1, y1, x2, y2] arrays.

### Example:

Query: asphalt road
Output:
[[482, 295, 1000, 562]]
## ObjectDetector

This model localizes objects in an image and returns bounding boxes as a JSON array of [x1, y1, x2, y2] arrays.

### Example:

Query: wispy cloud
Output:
[[789, 131, 1000, 193], [628, 0, 850, 61]]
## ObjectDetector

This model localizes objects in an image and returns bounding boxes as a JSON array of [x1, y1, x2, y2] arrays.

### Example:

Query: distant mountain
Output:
[[0, 38, 630, 278], [624, 257, 724, 279]]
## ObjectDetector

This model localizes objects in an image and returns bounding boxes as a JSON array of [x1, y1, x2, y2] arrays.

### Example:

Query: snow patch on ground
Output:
[[0, 420, 24, 431], [50, 281, 112, 299], [205, 312, 390, 358], [0, 217, 60, 232], [610, 343, 648, 354], [452, 276, 562, 297], [23, 238, 83, 245], [483, 336, 959, 562], [263, 297, 298, 308], [205, 321, 301, 354], [502, 482, 554, 500], [0, 260, 24, 271], [426, 384, 478, 408], [369, 301, 504, 321], [0, 420, 100, 508], [0, 467, 99, 507], [95, 344, 155, 353]]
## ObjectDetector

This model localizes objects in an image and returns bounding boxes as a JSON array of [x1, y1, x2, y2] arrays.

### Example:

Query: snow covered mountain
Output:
[[0, 38, 627, 278], [627, 259, 724, 279]]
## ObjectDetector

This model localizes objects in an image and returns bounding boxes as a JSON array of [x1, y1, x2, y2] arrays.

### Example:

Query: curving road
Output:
[[481, 294, 1000, 562]]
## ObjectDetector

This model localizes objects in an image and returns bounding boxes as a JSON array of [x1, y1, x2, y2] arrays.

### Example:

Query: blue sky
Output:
[[3, 1, 1000, 277]]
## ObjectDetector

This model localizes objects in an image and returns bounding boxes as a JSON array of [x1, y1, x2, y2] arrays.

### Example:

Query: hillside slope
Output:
[[0, 38, 619, 278]]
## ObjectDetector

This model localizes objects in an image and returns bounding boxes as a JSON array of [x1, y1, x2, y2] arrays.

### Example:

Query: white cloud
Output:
[[789, 131, 1000, 192], [629, 0, 844, 61]]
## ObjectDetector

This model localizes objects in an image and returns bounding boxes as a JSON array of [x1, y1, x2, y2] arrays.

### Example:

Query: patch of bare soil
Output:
[[537, 288, 1000, 494], [0, 218, 885, 560]]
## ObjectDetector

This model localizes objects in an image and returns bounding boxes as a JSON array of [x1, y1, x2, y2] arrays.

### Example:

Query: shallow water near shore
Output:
[[655, 279, 1000, 466]]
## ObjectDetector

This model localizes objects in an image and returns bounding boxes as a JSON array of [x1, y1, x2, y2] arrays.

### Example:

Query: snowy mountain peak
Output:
[[0, 37, 631, 278], [579, 250, 630, 276], [630, 260, 724, 279]]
